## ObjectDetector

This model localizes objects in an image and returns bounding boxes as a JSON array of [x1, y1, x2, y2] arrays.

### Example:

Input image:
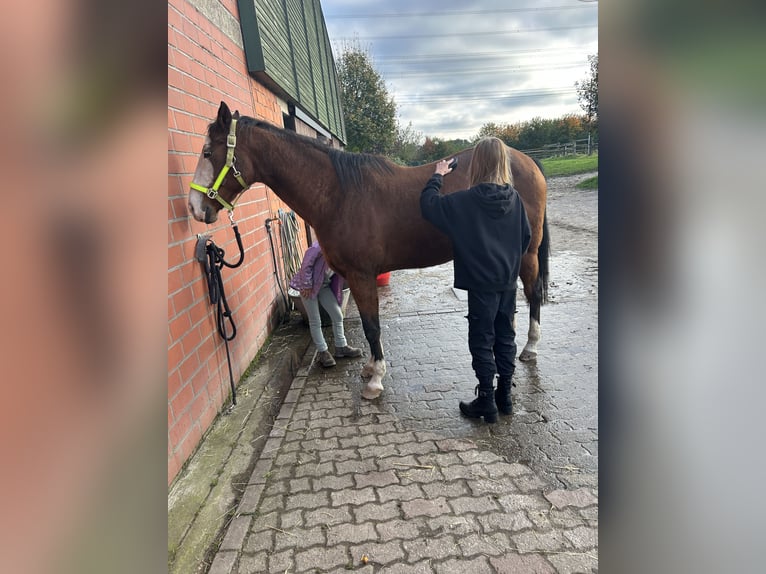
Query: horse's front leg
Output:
[[346, 274, 386, 399]]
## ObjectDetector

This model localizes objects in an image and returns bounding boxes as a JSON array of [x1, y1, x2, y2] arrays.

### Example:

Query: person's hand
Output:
[[300, 289, 312, 298], [434, 159, 455, 176]]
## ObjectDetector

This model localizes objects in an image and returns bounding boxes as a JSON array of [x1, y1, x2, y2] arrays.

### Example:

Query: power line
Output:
[[379, 62, 587, 78], [335, 24, 596, 41], [324, 5, 596, 19], [369, 47, 595, 63], [394, 88, 576, 105]]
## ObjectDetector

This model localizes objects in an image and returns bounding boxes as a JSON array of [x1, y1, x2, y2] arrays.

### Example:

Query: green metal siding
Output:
[[237, 0, 346, 143]]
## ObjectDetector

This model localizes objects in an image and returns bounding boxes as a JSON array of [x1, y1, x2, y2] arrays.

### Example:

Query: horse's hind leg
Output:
[[519, 252, 542, 362], [346, 274, 386, 399]]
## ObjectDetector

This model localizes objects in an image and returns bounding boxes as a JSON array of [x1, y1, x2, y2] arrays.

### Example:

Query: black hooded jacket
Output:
[[420, 173, 531, 291]]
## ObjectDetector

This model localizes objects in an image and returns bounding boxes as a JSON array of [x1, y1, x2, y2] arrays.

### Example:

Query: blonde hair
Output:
[[468, 137, 513, 187]]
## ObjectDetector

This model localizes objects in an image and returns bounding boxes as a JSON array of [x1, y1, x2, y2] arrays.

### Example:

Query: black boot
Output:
[[459, 384, 498, 423], [495, 376, 513, 415]]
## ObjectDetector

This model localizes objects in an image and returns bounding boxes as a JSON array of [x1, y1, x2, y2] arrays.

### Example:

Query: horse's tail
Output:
[[532, 157, 550, 305], [537, 210, 550, 304]]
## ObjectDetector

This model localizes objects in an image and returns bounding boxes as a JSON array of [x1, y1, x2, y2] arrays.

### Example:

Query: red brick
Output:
[[180, 323, 203, 356], [189, 390, 209, 423], [173, 286, 194, 315], [168, 267, 184, 293], [170, 381, 193, 416], [169, 313, 192, 342], [168, 342, 184, 372], [169, 411, 192, 451], [178, 351, 201, 384], [168, 369, 183, 400]]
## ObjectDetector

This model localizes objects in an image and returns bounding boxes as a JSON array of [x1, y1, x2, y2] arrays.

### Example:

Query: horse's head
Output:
[[188, 101, 250, 224]]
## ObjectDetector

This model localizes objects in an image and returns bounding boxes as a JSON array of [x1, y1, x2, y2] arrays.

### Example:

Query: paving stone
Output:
[[466, 476, 518, 497], [376, 518, 424, 540], [236, 551, 267, 573], [349, 540, 406, 565], [544, 487, 598, 509], [396, 440, 439, 456], [489, 553, 556, 574], [312, 473, 355, 492], [219, 515, 251, 550], [378, 431, 419, 445], [477, 511, 534, 534], [426, 515, 480, 536], [456, 532, 510, 557], [434, 555, 492, 574], [279, 508, 303, 529], [449, 495, 500, 515], [294, 461, 335, 479], [242, 528, 273, 553], [288, 477, 311, 493], [267, 548, 294, 573], [402, 535, 460, 562], [512, 529, 572, 554], [258, 494, 285, 514], [546, 551, 598, 574], [422, 481, 469, 499], [237, 483, 265, 514], [375, 454, 420, 471], [353, 501, 401, 523], [304, 506, 353, 528], [456, 450, 505, 465], [563, 525, 598, 549], [354, 470, 399, 489], [401, 497, 451, 519], [294, 545, 348, 573], [378, 561, 435, 574], [496, 493, 549, 513], [339, 434, 379, 449], [316, 448, 359, 463], [331, 486, 376, 507], [274, 526, 326, 552], [336, 458, 379, 476], [208, 551, 236, 574], [284, 491, 330, 511], [327, 521, 378, 545], [377, 484, 424, 503]]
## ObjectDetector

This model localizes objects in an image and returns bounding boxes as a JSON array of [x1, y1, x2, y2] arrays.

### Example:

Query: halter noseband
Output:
[[190, 118, 249, 212]]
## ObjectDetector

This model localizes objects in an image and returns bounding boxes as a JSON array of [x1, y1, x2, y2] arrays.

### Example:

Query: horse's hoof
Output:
[[361, 364, 375, 378], [361, 381, 384, 400], [519, 349, 538, 362]]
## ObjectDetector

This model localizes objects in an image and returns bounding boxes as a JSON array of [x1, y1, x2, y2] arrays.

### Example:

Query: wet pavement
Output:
[[207, 172, 598, 573]]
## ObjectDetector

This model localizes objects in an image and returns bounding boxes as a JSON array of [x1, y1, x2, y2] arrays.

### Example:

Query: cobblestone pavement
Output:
[[208, 173, 598, 573]]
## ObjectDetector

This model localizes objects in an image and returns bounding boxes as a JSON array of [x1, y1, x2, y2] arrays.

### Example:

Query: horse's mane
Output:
[[218, 116, 396, 193]]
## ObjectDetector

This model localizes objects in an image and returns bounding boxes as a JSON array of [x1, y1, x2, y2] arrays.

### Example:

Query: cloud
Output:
[[322, 0, 598, 139]]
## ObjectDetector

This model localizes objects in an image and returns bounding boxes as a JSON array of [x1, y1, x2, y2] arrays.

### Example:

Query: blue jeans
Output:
[[301, 285, 347, 352]]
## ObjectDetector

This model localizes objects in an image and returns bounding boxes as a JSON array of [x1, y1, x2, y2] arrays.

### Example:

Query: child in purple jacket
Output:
[[290, 241, 363, 367]]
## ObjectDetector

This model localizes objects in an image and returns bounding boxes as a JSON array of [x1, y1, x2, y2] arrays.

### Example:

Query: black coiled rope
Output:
[[195, 222, 244, 406]]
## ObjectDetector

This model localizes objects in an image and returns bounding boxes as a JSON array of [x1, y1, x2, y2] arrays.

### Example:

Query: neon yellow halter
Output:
[[189, 118, 249, 212]]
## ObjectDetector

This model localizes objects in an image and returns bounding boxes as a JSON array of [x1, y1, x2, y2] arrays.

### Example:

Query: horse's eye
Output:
[[203, 150, 212, 158]]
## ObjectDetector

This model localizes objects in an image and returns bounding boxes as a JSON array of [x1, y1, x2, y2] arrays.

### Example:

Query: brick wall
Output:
[[168, 0, 310, 485]]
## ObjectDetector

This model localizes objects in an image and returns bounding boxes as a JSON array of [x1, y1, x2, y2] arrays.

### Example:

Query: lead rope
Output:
[[195, 212, 245, 407]]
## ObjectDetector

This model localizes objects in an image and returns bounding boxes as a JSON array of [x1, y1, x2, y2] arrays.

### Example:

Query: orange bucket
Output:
[[376, 272, 391, 287]]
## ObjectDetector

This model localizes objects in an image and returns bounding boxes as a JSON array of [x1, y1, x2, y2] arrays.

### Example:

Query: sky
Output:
[[319, 0, 598, 141]]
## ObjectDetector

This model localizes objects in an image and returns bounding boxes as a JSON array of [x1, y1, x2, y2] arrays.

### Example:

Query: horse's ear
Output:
[[233, 110, 241, 120], [216, 101, 232, 129]]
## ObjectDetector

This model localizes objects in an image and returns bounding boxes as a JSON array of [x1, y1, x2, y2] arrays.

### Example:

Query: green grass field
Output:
[[575, 175, 598, 190], [540, 154, 598, 178]]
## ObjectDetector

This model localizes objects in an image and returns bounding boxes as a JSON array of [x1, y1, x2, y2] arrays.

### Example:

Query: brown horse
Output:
[[189, 102, 549, 400]]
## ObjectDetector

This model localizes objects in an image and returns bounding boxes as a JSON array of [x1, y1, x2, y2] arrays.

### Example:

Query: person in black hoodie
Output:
[[420, 137, 531, 423]]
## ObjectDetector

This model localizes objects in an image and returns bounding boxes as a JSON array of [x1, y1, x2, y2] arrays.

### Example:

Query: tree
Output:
[[391, 121, 423, 165], [575, 54, 598, 124], [336, 43, 397, 155]]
